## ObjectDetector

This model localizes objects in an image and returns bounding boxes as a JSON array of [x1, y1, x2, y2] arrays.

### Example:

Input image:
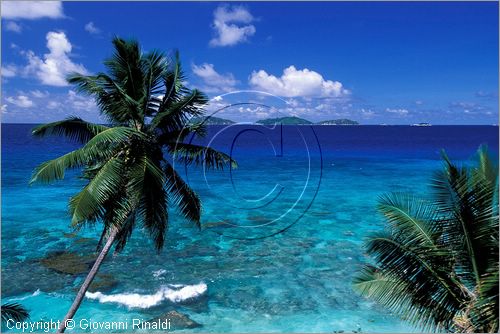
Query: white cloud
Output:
[[4, 21, 22, 33], [209, 5, 256, 47], [47, 101, 62, 109], [192, 63, 238, 92], [360, 108, 375, 118], [31, 90, 49, 98], [385, 108, 409, 115], [1, 1, 64, 20], [84, 21, 100, 34], [450, 101, 487, 114], [249, 66, 349, 98], [1, 104, 8, 113], [1, 65, 17, 78], [67, 90, 95, 112], [24, 31, 88, 86], [6, 95, 35, 108]]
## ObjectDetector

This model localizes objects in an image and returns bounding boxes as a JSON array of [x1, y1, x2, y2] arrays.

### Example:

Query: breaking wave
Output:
[[85, 283, 207, 308]]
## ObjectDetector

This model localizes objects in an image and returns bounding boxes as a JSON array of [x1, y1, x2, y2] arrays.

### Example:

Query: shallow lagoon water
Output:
[[2, 124, 498, 332]]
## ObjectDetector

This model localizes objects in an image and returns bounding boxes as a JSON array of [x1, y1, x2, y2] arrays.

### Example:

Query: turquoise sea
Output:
[[2, 124, 498, 332]]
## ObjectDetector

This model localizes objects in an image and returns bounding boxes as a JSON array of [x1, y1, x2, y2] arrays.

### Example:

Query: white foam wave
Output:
[[152, 269, 167, 278], [85, 283, 207, 309], [10, 289, 41, 301]]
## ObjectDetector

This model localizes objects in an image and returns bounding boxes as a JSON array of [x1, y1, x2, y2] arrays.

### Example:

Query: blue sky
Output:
[[1, 1, 498, 124]]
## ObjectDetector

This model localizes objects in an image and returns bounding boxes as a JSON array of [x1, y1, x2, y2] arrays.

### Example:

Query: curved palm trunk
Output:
[[57, 228, 118, 333]]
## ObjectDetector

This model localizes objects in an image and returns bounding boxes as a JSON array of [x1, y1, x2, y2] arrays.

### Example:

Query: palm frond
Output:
[[168, 143, 237, 170], [356, 146, 499, 333], [142, 50, 167, 117], [113, 212, 137, 253], [151, 89, 207, 132], [30, 127, 135, 184], [164, 162, 201, 227], [359, 232, 468, 331], [69, 156, 125, 227], [68, 73, 142, 126], [469, 268, 499, 332], [127, 154, 168, 250], [104, 37, 144, 102], [162, 50, 187, 108], [431, 149, 498, 289], [1, 303, 29, 323], [377, 193, 438, 247], [32, 117, 108, 143], [157, 122, 208, 144]]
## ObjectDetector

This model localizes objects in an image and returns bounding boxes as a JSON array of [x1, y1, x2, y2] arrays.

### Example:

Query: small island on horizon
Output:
[[195, 116, 360, 125]]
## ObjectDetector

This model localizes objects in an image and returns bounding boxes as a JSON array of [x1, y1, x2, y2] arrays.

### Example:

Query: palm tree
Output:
[[1, 303, 29, 324], [354, 146, 498, 333], [30, 38, 236, 333]]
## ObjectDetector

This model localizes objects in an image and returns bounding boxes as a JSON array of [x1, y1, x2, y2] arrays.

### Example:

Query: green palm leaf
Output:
[[1, 303, 29, 323], [151, 89, 207, 132], [164, 162, 201, 227], [32, 117, 109, 143], [355, 146, 499, 332], [69, 156, 126, 227], [30, 127, 134, 184], [168, 142, 237, 170]]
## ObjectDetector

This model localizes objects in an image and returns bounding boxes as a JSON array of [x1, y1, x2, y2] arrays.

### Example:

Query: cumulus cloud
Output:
[[1, 65, 18, 78], [4, 21, 22, 33], [6, 95, 35, 108], [192, 63, 238, 92], [84, 21, 100, 34], [67, 90, 95, 112], [385, 108, 409, 115], [249, 65, 349, 98], [24, 31, 88, 86], [1, 1, 64, 20], [209, 5, 256, 47], [1, 104, 7, 113]]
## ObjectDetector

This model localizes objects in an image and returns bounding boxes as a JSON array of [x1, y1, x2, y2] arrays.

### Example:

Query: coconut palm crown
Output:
[[354, 146, 499, 333], [30, 37, 236, 332]]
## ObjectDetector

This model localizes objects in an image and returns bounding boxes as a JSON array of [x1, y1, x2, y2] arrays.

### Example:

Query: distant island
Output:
[[193, 115, 360, 125], [256, 116, 313, 125], [257, 116, 359, 125], [191, 116, 235, 125], [317, 119, 359, 125]]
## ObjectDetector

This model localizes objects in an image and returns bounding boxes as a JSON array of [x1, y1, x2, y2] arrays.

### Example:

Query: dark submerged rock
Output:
[[146, 310, 202, 330], [39, 251, 95, 275]]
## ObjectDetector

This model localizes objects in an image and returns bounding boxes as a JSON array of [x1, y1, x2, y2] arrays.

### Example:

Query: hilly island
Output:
[[198, 116, 359, 125]]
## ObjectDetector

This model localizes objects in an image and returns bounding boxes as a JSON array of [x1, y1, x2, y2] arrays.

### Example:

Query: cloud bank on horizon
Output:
[[1, 1, 498, 124]]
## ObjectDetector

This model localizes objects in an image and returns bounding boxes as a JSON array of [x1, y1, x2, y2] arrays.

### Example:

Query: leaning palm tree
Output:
[[354, 146, 498, 333], [30, 38, 236, 333]]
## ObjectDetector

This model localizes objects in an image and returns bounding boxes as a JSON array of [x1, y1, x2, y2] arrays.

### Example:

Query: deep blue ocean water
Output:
[[2, 124, 498, 332]]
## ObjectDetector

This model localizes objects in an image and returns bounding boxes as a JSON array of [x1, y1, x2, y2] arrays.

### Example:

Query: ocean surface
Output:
[[2, 124, 498, 332]]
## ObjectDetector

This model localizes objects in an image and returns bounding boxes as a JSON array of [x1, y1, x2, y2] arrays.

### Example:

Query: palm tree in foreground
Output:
[[30, 38, 236, 333], [354, 146, 498, 333]]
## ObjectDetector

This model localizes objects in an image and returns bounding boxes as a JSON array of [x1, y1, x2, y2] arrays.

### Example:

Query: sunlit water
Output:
[[2, 124, 498, 332]]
